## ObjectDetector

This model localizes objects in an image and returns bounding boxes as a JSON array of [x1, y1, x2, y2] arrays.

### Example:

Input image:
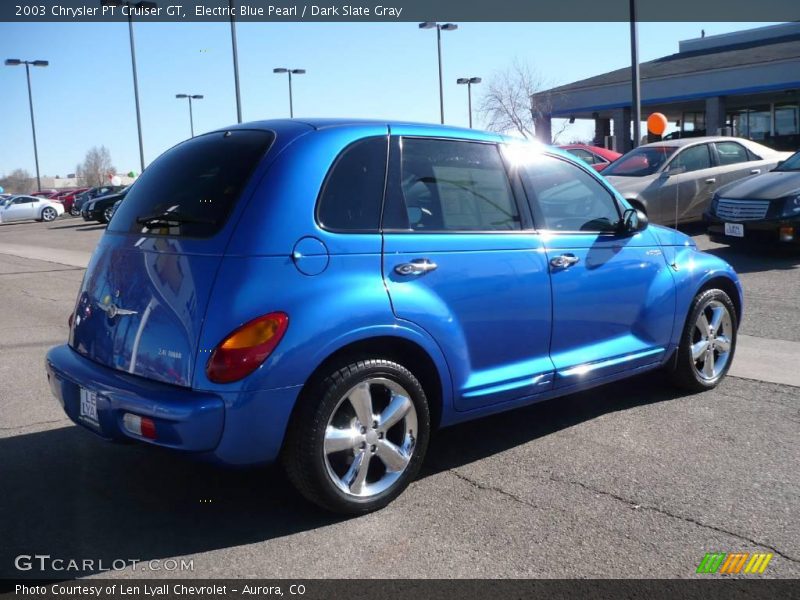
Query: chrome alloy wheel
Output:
[[323, 377, 418, 498], [42, 207, 57, 221], [691, 300, 733, 380]]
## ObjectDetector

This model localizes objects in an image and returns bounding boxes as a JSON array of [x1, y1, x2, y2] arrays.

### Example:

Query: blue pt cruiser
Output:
[[46, 120, 742, 513]]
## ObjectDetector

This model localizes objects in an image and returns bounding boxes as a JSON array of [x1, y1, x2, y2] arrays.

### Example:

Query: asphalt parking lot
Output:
[[0, 216, 798, 579]]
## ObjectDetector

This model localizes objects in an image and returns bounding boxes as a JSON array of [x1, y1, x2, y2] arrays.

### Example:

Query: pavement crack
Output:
[[546, 473, 800, 564], [447, 468, 542, 511]]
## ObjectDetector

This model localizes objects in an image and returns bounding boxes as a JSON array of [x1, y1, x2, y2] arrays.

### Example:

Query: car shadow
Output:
[[0, 372, 685, 580], [702, 243, 800, 274]]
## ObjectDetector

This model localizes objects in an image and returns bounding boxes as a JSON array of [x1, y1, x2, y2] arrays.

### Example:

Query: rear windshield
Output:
[[603, 146, 677, 177], [109, 129, 274, 237]]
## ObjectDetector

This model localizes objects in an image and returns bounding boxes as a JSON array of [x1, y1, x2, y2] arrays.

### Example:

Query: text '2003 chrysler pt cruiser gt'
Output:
[[46, 119, 743, 514]]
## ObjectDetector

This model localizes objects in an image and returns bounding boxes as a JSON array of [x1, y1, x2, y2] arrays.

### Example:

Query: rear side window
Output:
[[109, 129, 274, 237], [316, 136, 388, 232], [386, 138, 520, 232], [715, 141, 750, 165]]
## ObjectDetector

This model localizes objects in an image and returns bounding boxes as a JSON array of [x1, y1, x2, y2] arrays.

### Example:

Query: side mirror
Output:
[[774, 160, 785, 170], [659, 164, 687, 179], [620, 207, 648, 234]]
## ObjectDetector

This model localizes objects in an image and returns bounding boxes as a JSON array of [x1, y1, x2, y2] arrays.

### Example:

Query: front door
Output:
[[654, 143, 718, 224], [516, 152, 676, 389], [381, 133, 554, 412], [3, 197, 36, 222]]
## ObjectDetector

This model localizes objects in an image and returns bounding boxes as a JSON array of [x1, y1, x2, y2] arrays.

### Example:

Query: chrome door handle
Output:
[[550, 254, 580, 269], [705, 178, 716, 184], [395, 259, 438, 276], [750, 169, 761, 174]]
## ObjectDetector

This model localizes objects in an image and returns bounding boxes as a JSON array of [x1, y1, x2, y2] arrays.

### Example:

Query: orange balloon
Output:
[[647, 113, 668, 136]]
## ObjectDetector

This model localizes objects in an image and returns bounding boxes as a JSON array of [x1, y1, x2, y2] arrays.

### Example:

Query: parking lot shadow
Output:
[[702, 243, 800, 274], [0, 373, 684, 579]]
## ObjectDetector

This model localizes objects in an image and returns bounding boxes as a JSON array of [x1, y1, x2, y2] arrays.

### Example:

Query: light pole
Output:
[[419, 22, 457, 124], [175, 94, 203, 138], [273, 68, 305, 118], [456, 77, 481, 128], [229, 0, 242, 123], [100, 0, 156, 174], [629, 0, 641, 148], [5, 58, 48, 192]]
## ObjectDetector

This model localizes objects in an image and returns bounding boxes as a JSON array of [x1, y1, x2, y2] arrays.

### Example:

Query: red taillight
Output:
[[206, 312, 289, 383]]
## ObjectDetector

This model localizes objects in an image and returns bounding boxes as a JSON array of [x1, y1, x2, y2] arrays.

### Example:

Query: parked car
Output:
[[663, 129, 706, 140], [46, 120, 743, 514], [558, 144, 621, 172], [71, 185, 124, 216], [31, 189, 60, 198], [603, 137, 790, 225], [81, 186, 130, 223], [705, 149, 800, 245], [54, 187, 90, 214], [0, 194, 64, 223]]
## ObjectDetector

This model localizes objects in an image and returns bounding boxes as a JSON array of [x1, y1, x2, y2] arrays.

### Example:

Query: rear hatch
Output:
[[69, 129, 275, 387]]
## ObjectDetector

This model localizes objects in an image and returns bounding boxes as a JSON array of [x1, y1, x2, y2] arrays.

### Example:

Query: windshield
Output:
[[603, 146, 678, 177], [775, 151, 800, 172], [109, 129, 274, 237]]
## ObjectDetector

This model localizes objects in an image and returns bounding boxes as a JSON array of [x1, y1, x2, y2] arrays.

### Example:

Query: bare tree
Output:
[[0, 169, 35, 194], [77, 146, 116, 188], [477, 60, 571, 143]]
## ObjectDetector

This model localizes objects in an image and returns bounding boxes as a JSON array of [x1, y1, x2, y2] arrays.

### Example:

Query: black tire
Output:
[[667, 288, 738, 391], [98, 210, 110, 224], [282, 358, 430, 514]]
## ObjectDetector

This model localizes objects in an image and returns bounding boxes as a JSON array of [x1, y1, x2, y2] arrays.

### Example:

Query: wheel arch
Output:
[[297, 334, 448, 431]]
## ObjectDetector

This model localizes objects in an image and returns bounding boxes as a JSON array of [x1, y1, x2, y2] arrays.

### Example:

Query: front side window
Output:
[[603, 146, 677, 177], [715, 141, 750, 166], [316, 136, 387, 232], [670, 144, 712, 172], [566, 148, 598, 164], [519, 154, 621, 233], [109, 129, 274, 237], [389, 138, 520, 232]]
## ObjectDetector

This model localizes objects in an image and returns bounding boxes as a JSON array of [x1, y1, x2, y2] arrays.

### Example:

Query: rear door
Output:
[[664, 143, 717, 222], [517, 153, 676, 388], [381, 132, 554, 411], [712, 140, 771, 190]]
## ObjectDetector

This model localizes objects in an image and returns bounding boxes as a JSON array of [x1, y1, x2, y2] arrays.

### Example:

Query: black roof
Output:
[[540, 33, 800, 96]]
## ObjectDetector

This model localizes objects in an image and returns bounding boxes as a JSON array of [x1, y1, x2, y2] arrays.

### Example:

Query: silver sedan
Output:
[[604, 137, 791, 225]]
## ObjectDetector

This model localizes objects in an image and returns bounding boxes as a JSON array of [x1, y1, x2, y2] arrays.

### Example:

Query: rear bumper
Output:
[[704, 212, 800, 244], [45, 345, 301, 465]]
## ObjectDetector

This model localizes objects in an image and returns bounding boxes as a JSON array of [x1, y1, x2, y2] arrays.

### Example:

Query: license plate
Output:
[[724, 223, 744, 238], [79, 388, 99, 425]]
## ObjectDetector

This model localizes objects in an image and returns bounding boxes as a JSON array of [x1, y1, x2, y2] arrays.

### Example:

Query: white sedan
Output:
[[0, 195, 65, 223]]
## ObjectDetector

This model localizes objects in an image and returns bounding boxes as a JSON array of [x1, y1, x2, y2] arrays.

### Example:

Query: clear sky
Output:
[[0, 21, 781, 178]]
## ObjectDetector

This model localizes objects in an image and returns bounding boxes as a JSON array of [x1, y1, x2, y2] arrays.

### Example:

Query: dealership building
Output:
[[532, 22, 800, 152]]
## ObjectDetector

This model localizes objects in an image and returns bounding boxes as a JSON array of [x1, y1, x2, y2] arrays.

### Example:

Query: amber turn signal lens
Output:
[[206, 312, 289, 383]]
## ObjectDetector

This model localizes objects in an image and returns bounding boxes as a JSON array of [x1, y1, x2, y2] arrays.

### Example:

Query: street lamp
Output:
[[273, 68, 305, 118], [100, 0, 157, 173], [419, 22, 458, 124], [229, 0, 242, 123], [456, 77, 481, 128], [5, 58, 48, 192], [175, 94, 203, 138]]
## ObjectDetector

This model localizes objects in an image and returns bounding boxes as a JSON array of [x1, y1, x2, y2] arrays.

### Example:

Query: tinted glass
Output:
[[715, 141, 750, 166], [603, 146, 677, 176], [316, 136, 387, 231], [109, 130, 274, 237], [671, 144, 712, 172], [775, 151, 800, 171], [519, 154, 621, 232], [392, 138, 520, 232]]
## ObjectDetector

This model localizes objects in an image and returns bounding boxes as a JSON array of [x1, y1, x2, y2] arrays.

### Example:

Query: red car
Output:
[[558, 144, 622, 172], [53, 187, 90, 214]]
